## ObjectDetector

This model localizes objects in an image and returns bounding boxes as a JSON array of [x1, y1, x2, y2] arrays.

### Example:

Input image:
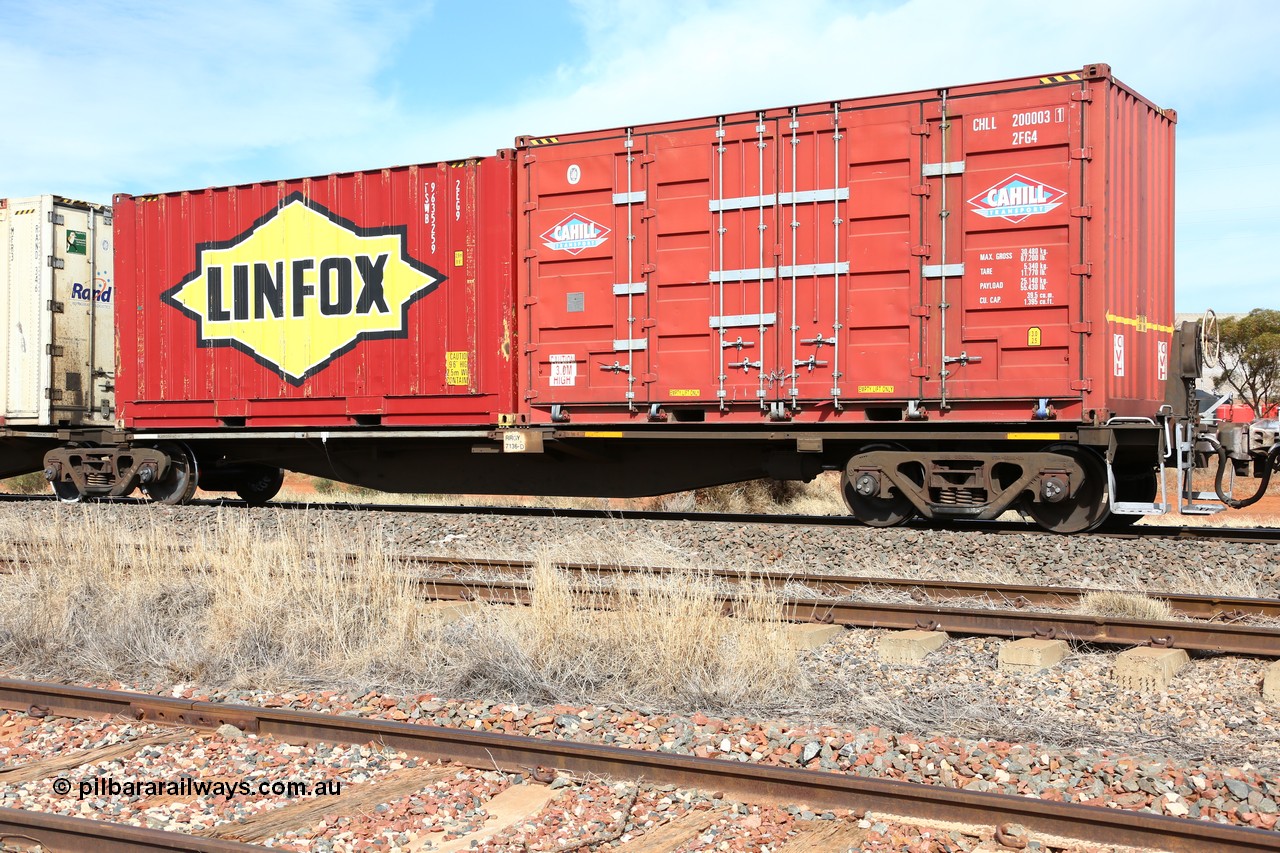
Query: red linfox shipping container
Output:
[[115, 155, 517, 428], [515, 63, 1175, 426]]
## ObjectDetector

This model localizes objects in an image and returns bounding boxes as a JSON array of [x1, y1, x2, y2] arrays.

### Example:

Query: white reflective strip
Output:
[[777, 188, 850, 204], [708, 194, 771, 212], [922, 161, 966, 177], [709, 187, 849, 212], [613, 338, 647, 351], [612, 191, 646, 205], [709, 267, 776, 283], [779, 262, 850, 277], [709, 312, 777, 329], [612, 282, 647, 295], [922, 263, 965, 278]]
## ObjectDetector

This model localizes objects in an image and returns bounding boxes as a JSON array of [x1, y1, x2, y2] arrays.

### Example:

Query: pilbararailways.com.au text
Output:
[[54, 775, 343, 800]]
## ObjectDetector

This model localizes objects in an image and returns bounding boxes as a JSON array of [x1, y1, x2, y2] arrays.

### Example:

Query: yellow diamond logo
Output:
[[162, 193, 443, 384]]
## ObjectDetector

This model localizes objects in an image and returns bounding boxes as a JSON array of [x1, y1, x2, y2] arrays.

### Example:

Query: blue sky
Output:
[[1, 0, 1276, 312]]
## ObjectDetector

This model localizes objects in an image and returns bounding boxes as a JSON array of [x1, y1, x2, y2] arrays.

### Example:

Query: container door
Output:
[[1, 198, 54, 423], [524, 136, 650, 410], [648, 116, 780, 410], [48, 200, 115, 425], [918, 87, 1082, 405], [781, 104, 922, 409]]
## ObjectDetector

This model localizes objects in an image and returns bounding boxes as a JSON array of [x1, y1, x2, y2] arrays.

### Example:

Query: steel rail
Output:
[[418, 555, 1280, 621], [409, 575, 1280, 657], [3, 492, 1279, 545], [0, 678, 1275, 853]]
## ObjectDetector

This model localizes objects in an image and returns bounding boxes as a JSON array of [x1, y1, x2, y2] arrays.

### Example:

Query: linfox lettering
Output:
[[205, 253, 391, 323]]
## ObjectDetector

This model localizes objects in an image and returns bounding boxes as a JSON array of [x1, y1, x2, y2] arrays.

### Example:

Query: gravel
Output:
[[2, 500, 1278, 844]]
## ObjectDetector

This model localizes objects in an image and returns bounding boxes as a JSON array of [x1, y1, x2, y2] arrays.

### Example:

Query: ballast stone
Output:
[[1264, 661, 1280, 703], [1112, 647, 1190, 692], [875, 630, 948, 664], [998, 638, 1070, 673]]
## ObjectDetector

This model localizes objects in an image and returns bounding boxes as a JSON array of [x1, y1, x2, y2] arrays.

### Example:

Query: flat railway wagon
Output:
[[11, 64, 1243, 532]]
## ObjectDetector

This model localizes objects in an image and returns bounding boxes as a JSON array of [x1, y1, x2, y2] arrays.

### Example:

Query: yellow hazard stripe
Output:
[[527, 137, 559, 145], [583, 431, 623, 438], [1105, 312, 1174, 334], [12, 208, 36, 215], [1040, 73, 1083, 84], [1007, 433, 1062, 440]]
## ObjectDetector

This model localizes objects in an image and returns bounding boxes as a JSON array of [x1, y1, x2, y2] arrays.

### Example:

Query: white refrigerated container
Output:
[[0, 195, 114, 426]]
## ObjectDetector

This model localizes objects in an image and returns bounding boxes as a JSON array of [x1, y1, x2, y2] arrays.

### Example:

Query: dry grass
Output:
[[1075, 590, 1174, 622], [457, 554, 803, 707], [0, 506, 802, 711]]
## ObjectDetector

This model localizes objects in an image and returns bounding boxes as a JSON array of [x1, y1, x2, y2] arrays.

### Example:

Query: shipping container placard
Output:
[[161, 193, 446, 384], [65, 230, 86, 255]]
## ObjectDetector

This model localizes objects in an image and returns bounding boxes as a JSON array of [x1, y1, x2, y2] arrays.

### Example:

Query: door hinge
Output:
[[1070, 379, 1092, 392], [46, 344, 64, 356], [640, 318, 658, 330], [1070, 147, 1093, 161], [910, 244, 930, 257], [910, 366, 931, 378], [640, 153, 656, 164], [910, 305, 931, 318], [1069, 263, 1093, 276], [47, 300, 64, 313], [45, 388, 64, 401], [1070, 321, 1093, 335], [910, 124, 930, 136], [48, 256, 65, 270], [48, 211, 64, 225], [640, 262, 657, 274], [910, 185, 930, 197], [640, 208, 657, 221], [522, 250, 539, 260], [1070, 89, 1093, 103], [1070, 206, 1093, 218], [522, 202, 538, 212]]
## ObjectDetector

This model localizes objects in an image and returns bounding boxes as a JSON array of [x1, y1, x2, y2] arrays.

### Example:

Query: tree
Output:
[[1214, 309, 1280, 417]]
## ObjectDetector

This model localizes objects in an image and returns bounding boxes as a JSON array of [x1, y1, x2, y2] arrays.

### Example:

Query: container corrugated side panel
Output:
[[1087, 77, 1176, 418], [118, 156, 517, 428]]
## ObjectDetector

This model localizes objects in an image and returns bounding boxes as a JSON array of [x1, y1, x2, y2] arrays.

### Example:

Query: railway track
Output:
[[4, 491, 1280, 545], [1, 678, 1277, 852], [404, 566, 1280, 658]]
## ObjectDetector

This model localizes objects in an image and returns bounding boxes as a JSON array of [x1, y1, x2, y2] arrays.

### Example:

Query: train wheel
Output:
[[841, 443, 917, 527], [235, 466, 285, 506], [1024, 446, 1109, 534], [141, 443, 198, 505], [49, 478, 84, 504], [1098, 470, 1158, 529]]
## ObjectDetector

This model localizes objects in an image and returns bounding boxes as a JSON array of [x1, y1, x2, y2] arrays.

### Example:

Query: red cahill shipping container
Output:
[[115, 155, 517, 427], [515, 64, 1175, 425]]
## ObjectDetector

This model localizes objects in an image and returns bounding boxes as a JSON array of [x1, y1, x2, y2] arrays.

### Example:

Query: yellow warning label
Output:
[[668, 389, 701, 397], [454, 251, 464, 267], [583, 431, 624, 438], [1028, 327, 1042, 346], [857, 385, 895, 394], [446, 350, 469, 386], [1006, 432, 1062, 440]]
